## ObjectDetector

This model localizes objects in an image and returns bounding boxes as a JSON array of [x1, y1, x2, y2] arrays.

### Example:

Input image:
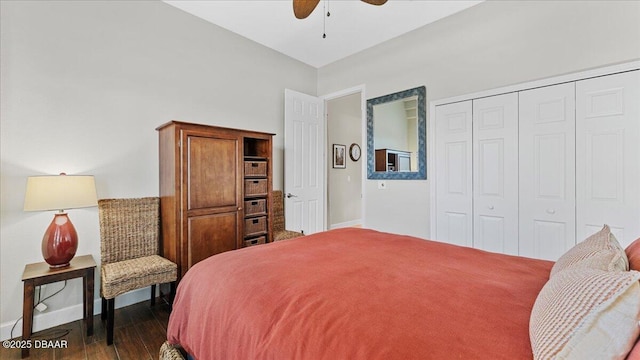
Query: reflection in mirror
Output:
[[367, 86, 426, 180], [373, 95, 418, 172]]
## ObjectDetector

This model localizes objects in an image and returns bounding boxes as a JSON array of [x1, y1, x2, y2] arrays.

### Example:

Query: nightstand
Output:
[[21, 255, 96, 358]]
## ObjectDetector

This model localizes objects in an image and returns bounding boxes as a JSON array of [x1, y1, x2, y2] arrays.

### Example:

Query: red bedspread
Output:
[[167, 228, 553, 360]]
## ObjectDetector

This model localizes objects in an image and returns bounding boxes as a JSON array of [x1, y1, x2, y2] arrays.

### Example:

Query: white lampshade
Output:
[[24, 174, 98, 212]]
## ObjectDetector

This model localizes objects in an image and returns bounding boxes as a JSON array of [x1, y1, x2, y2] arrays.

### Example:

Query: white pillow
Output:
[[530, 268, 640, 359], [551, 224, 628, 277]]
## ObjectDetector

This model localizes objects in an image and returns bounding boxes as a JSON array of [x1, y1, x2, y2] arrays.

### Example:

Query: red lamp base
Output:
[[42, 213, 78, 268]]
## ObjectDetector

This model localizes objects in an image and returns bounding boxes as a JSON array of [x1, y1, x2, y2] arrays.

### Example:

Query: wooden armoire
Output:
[[157, 121, 274, 280]]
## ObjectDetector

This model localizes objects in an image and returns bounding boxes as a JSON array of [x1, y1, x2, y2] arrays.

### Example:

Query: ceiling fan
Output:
[[293, 0, 388, 19]]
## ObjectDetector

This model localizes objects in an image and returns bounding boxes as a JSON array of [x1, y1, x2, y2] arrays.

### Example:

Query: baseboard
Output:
[[329, 219, 362, 229], [0, 287, 150, 341]]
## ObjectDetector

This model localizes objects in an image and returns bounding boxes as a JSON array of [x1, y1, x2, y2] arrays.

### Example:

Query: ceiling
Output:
[[163, 0, 483, 68]]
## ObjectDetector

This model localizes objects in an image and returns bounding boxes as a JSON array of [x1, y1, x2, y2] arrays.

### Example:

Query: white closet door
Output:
[[576, 70, 640, 248], [472, 93, 519, 254], [435, 101, 473, 247], [519, 83, 576, 261]]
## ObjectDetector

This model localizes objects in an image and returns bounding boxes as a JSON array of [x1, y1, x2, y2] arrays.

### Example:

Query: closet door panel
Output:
[[435, 101, 473, 247], [472, 93, 518, 255], [519, 83, 576, 260], [576, 70, 640, 248]]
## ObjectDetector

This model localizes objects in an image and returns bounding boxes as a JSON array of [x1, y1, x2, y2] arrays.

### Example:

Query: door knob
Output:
[[546, 209, 556, 214], [286, 193, 298, 198]]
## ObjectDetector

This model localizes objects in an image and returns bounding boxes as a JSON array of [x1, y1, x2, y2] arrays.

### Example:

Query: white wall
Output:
[[327, 93, 362, 228], [0, 0, 316, 339], [317, 0, 640, 239]]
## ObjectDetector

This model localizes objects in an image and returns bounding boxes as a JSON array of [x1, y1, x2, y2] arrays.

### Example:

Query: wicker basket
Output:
[[245, 179, 268, 197], [244, 216, 267, 237], [244, 199, 266, 216], [244, 160, 267, 177], [244, 236, 266, 247]]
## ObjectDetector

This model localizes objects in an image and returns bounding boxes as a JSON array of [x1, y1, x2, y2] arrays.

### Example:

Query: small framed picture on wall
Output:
[[333, 144, 346, 169]]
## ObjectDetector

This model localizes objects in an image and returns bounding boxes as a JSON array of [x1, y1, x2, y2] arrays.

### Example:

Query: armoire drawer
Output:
[[244, 161, 267, 177], [244, 216, 267, 237], [244, 199, 266, 216], [245, 179, 268, 197]]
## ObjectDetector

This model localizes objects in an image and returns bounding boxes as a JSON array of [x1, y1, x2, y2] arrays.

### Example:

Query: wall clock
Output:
[[349, 143, 361, 161]]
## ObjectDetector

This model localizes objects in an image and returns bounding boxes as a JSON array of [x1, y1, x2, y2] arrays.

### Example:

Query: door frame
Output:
[[321, 84, 367, 230]]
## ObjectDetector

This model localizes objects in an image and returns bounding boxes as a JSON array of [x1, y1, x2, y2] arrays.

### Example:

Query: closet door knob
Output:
[[546, 209, 556, 214], [488, 205, 494, 210]]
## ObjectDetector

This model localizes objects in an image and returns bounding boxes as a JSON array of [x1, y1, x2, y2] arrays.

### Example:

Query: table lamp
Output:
[[24, 173, 98, 268]]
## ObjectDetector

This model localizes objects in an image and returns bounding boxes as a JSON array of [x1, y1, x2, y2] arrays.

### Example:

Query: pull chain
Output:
[[323, 0, 330, 38]]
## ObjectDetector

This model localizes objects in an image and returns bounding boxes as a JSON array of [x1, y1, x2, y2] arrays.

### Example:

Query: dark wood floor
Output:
[[1, 299, 171, 360]]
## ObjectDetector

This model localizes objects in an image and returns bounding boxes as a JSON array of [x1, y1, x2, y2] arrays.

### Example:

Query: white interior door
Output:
[[519, 82, 576, 260], [472, 93, 519, 255], [284, 89, 325, 235], [576, 70, 640, 247], [435, 100, 473, 247]]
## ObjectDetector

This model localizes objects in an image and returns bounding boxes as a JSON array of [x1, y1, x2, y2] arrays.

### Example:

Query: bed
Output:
[[165, 227, 640, 360]]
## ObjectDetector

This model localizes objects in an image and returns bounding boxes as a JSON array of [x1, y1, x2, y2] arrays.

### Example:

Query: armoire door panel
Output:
[[519, 82, 576, 260], [473, 93, 518, 255], [187, 212, 239, 268], [435, 101, 473, 246], [576, 70, 640, 248], [187, 135, 239, 210]]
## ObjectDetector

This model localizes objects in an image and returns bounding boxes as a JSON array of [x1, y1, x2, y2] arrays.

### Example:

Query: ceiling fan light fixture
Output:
[[293, 0, 387, 19], [361, 0, 388, 5], [293, 0, 321, 19]]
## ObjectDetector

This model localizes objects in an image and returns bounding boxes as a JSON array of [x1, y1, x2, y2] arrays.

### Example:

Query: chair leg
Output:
[[170, 282, 176, 303], [169, 282, 177, 310], [151, 284, 156, 306], [101, 297, 107, 321], [106, 298, 115, 345]]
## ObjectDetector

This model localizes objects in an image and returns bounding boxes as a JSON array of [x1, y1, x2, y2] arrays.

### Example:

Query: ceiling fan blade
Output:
[[293, 0, 321, 19], [361, 0, 388, 5]]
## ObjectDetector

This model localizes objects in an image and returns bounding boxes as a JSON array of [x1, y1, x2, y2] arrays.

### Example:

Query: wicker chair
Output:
[[272, 190, 305, 241], [98, 197, 177, 345], [159, 341, 186, 360]]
